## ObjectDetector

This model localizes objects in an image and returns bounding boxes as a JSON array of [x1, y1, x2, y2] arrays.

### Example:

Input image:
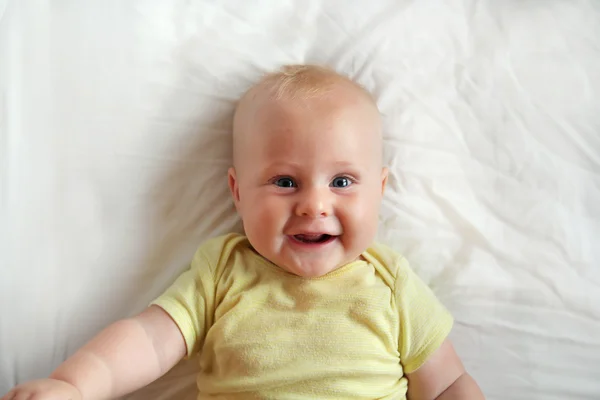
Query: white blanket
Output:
[[1, 1, 599, 399]]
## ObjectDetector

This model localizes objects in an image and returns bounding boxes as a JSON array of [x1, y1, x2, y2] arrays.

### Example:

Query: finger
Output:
[[12, 390, 33, 400], [7, 390, 27, 400], [1, 389, 16, 400]]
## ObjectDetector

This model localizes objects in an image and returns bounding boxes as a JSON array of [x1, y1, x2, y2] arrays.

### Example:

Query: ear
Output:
[[228, 167, 241, 210], [380, 167, 389, 195]]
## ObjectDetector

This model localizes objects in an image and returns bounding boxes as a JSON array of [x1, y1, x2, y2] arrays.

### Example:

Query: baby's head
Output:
[[229, 65, 388, 277]]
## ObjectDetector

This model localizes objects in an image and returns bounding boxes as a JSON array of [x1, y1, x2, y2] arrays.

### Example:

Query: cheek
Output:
[[341, 191, 378, 218], [338, 191, 381, 237], [240, 192, 289, 232]]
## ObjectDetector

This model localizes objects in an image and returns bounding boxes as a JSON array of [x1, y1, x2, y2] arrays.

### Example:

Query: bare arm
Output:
[[434, 373, 483, 400], [2, 305, 186, 400], [406, 339, 485, 400]]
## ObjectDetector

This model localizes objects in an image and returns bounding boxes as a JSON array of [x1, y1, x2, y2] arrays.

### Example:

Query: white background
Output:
[[1, 1, 599, 399]]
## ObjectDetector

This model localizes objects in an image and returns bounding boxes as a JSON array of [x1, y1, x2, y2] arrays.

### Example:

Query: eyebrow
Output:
[[332, 161, 359, 169], [265, 160, 359, 169], [264, 161, 303, 170]]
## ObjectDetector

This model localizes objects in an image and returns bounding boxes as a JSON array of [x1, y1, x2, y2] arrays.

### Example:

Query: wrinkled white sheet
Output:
[[1, 1, 600, 399]]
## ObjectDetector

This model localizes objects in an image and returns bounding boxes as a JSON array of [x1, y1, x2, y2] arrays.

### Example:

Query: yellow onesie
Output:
[[152, 233, 453, 399]]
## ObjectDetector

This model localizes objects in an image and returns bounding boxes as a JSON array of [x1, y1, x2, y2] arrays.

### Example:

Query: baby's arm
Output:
[[406, 339, 484, 400], [2, 305, 186, 400]]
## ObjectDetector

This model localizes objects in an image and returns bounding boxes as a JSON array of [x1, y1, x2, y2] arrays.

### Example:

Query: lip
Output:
[[287, 228, 340, 237], [286, 234, 338, 249]]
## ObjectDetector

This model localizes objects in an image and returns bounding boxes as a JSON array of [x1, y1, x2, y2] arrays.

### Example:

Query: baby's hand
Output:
[[2, 379, 82, 400]]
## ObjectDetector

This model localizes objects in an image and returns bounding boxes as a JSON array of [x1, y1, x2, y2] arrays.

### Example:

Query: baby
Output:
[[2, 65, 484, 400]]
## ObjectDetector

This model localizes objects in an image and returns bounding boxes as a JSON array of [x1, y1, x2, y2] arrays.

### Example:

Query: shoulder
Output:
[[363, 242, 429, 296], [362, 241, 407, 288], [192, 233, 252, 272], [363, 241, 405, 268]]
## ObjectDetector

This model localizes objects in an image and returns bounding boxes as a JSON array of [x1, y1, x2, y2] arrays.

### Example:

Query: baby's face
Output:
[[229, 85, 387, 277]]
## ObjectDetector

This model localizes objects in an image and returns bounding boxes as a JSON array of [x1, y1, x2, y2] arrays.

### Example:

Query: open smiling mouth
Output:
[[292, 234, 336, 244]]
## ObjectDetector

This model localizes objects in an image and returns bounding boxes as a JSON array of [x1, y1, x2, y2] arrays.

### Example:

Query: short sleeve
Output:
[[151, 247, 216, 358], [395, 257, 453, 373]]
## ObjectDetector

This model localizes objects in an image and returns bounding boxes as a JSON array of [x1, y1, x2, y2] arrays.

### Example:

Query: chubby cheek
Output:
[[240, 193, 288, 243], [339, 193, 381, 249]]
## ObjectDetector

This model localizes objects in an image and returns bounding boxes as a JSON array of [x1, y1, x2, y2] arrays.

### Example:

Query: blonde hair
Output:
[[251, 64, 374, 102], [232, 64, 381, 167]]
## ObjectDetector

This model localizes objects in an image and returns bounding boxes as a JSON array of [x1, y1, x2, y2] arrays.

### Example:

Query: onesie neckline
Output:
[[247, 246, 370, 281]]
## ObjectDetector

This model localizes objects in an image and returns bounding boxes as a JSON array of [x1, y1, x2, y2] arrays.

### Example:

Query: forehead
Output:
[[252, 92, 381, 160]]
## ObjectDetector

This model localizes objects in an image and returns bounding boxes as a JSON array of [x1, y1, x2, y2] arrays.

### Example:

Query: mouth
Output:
[[290, 233, 337, 244]]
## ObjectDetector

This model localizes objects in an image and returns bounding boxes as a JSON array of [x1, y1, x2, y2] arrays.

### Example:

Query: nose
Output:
[[295, 187, 333, 218]]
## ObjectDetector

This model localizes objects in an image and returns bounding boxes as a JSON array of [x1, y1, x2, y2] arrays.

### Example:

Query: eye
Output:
[[274, 177, 296, 188], [331, 176, 352, 188]]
